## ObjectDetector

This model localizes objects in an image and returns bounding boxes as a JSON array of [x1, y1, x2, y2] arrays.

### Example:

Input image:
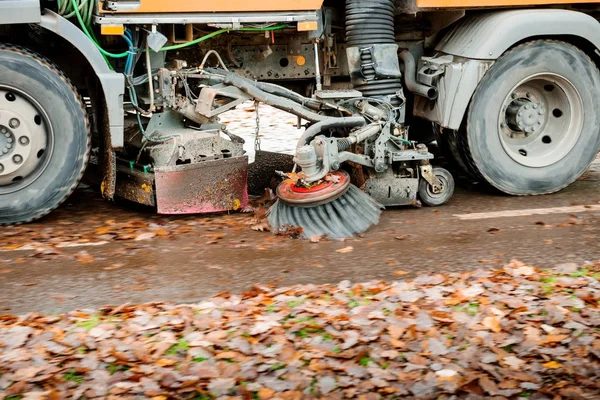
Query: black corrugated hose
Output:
[[345, 0, 403, 99]]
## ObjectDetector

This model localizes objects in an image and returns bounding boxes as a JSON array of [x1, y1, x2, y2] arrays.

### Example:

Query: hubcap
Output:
[[498, 73, 583, 168], [0, 87, 51, 193]]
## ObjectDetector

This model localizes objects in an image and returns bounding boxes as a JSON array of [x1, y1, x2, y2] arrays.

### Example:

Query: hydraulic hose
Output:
[[205, 68, 323, 111], [221, 73, 332, 122], [297, 117, 366, 148], [398, 50, 438, 100]]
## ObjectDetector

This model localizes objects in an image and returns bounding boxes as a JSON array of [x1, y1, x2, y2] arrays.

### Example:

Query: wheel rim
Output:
[[425, 173, 449, 200], [497, 73, 583, 168], [0, 86, 53, 194]]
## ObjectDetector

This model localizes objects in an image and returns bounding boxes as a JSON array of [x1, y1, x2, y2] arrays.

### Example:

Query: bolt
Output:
[[12, 154, 22, 164], [538, 110, 544, 115], [524, 105, 530, 110], [511, 93, 517, 99], [500, 122, 506, 128], [6, 138, 12, 143], [532, 104, 538, 109], [518, 112, 523, 117], [510, 133, 515, 138], [537, 121, 542, 125], [2, 149, 7, 154], [18, 136, 29, 145], [6, 143, 11, 149], [9, 118, 19, 129], [526, 92, 531, 98]]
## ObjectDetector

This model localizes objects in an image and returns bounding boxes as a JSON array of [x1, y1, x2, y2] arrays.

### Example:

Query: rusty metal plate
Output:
[[154, 156, 248, 214], [114, 164, 156, 207]]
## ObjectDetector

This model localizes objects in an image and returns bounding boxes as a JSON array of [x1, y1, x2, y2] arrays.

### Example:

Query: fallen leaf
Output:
[[156, 359, 177, 367], [258, 387, 275, 399], [75, 250, 94, 263], [135, 232, 156, 241], [310, 235, 323, 243], [336, 246, 353, 254], [542, 361, 563, 369], [104, 264, 123, 270], [482, 316, 502, 333], [541, 334, 569, 344], [393, 270, 409, 276]]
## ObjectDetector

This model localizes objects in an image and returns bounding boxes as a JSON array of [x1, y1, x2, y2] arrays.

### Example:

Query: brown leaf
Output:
[[541, 334, 570, 344], [336, 246, 353, 254], [393, 269, 409, 276], [75, 250, 94, 263], [156, 359, 177, 367], [258, 387, 275, 399], [482, 316, 502, 333], [478, 375, 499, 395]]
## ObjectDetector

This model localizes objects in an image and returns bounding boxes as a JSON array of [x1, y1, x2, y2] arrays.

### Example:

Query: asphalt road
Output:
[[1, 161, 599, 315]]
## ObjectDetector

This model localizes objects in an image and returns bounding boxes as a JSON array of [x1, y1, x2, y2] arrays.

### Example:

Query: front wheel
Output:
[[418, 167, 454, 207], [461, 40, 600, 195], [0, 45, 89, 224]]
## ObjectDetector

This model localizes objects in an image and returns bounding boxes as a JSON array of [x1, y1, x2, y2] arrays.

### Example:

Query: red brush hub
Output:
[[276, 170, 351, 206]]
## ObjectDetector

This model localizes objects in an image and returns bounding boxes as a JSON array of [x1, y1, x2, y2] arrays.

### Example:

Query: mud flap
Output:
[[154, 156, 249, 214]]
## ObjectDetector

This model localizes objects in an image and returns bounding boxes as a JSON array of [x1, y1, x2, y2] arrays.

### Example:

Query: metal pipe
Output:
[[222, 73, 331, 122], [398, 50, 438, 100], [314, 41, 322, 91], [297, 116, 366, 148]]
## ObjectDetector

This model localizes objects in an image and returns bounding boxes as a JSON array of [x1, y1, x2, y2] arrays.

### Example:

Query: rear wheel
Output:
[[0, 45, 89, 224], [462, 40, 600, 195]]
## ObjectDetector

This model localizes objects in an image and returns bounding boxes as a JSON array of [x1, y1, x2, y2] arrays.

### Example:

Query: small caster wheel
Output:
[[418, 167, 454, 206]]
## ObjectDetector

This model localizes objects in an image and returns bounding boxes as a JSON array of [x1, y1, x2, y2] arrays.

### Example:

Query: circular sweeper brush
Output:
[[267, 170, 383, 239]]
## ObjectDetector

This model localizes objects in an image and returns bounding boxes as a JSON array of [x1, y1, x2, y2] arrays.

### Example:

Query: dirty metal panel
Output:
[[365, 176, 419, 207], [154, 156, 248, 214], [114, 165, 156, 207]]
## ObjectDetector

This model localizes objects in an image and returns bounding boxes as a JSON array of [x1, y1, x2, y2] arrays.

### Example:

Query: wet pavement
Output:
[[1, 105, 599, 315], [1, 158, 599, 315]]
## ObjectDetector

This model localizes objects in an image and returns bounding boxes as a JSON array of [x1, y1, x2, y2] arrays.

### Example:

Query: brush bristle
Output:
[[267, 184, 383, 239]]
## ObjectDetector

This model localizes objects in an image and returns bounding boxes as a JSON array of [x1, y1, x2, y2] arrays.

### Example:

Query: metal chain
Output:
[[254, 100, 261, 151]]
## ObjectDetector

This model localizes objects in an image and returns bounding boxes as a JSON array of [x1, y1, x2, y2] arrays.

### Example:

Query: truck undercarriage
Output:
[[1, 0, 599, 237]]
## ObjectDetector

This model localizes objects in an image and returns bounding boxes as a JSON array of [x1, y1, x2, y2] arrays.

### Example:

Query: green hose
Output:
[[62, 0, 287, 65], [159, 24, 286, 51]]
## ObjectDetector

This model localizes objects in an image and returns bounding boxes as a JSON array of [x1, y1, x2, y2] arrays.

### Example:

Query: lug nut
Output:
[[18, 136, 29, 145], [7, 138, 12, 143], [532, 104, 538, 109], [526, 92, 531, 98], [13, 154, 22, 164], [2, 149, 7, 154], [9, 118, 19, 129], [6, 143, 12, 149]]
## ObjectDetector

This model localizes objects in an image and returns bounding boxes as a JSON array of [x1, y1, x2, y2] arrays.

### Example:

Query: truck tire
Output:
[[0, 45, 89, 224], [461, 40, 600, 195]]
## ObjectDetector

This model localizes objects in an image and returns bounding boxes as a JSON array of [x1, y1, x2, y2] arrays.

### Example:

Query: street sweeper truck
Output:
[[1, 0, 600, 237]]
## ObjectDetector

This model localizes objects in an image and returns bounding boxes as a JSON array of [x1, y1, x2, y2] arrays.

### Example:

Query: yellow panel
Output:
[[297, 21, 318, 31], [417, 0, 600, 7], [101, 24, 125, 35], [105, 0, 324, 13]]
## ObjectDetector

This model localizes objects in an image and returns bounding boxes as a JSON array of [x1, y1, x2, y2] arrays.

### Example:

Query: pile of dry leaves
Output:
[[1, 260, 599, 399]]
